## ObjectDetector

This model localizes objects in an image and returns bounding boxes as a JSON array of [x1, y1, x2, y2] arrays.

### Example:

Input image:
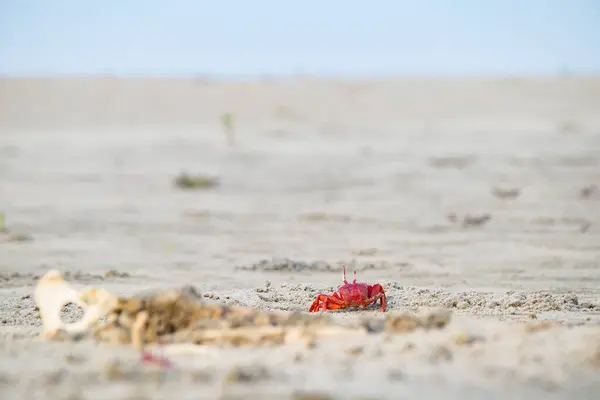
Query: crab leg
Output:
[[366, 284, 387, 311], [309, 294, 346, 312], [360, 294, 383, 309], [309, 294, 328, 312]]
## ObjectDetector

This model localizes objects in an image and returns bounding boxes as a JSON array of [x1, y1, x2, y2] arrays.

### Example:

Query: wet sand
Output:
[[1, 76, 600, 399]]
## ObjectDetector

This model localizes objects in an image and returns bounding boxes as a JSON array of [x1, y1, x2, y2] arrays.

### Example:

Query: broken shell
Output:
[[34, 270, 118, 339]]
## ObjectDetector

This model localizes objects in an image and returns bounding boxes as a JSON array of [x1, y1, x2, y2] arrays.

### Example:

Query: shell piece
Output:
[[34, 270, 117, 339]]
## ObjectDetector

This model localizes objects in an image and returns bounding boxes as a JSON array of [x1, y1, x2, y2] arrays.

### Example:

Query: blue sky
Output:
[[0, 0, 599, 76]]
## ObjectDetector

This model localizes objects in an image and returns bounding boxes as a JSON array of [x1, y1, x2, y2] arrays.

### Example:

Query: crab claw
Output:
[[368, 283, 387, 312]]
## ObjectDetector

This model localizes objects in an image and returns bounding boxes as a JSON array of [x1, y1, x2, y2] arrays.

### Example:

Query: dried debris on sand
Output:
[[491, 186, 521, 200], [33, 270, 459, 354], [236, 258, 398, 273], [173, 172, 220, 190], [446, 212, 492, 228]]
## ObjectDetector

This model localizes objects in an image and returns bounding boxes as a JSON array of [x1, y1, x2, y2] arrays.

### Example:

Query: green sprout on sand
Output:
[[173, 172, 220, 190], [220, 112, 236, 146]]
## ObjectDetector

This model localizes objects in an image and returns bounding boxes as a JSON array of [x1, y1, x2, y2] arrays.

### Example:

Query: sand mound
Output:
[[228, 282, 600, 317]]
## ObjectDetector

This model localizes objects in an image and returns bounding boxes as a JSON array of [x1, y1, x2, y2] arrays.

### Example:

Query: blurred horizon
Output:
[[1, 0, 600, 78]]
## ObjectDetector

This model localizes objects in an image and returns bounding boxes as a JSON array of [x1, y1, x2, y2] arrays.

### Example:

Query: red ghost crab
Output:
[[308, 265, 387, 312]]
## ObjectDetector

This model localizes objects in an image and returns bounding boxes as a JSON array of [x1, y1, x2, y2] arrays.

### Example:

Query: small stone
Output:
[[222, 365, 270, 384], [293, 352, 304, 363], [388, 369, 404, 381], [453, 332, 484, 346], [345, 346, 363, 356], [103, 360, 127, 381], [6, 232, 34, 243], [456, 300, 471, 310], [385, 314, 422, 334], [186, 369, 213, 383], [64, 354, 85, 364], [430, 346, 453, 363], [38, 370, 66, 387], [401, 342, 415, 352]]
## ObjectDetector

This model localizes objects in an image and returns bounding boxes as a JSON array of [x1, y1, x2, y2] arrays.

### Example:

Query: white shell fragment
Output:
[[34, 269, 117, 339]]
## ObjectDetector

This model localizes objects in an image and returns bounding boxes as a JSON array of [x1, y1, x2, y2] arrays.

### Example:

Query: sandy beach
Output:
[[1, 76, 600, 399]]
